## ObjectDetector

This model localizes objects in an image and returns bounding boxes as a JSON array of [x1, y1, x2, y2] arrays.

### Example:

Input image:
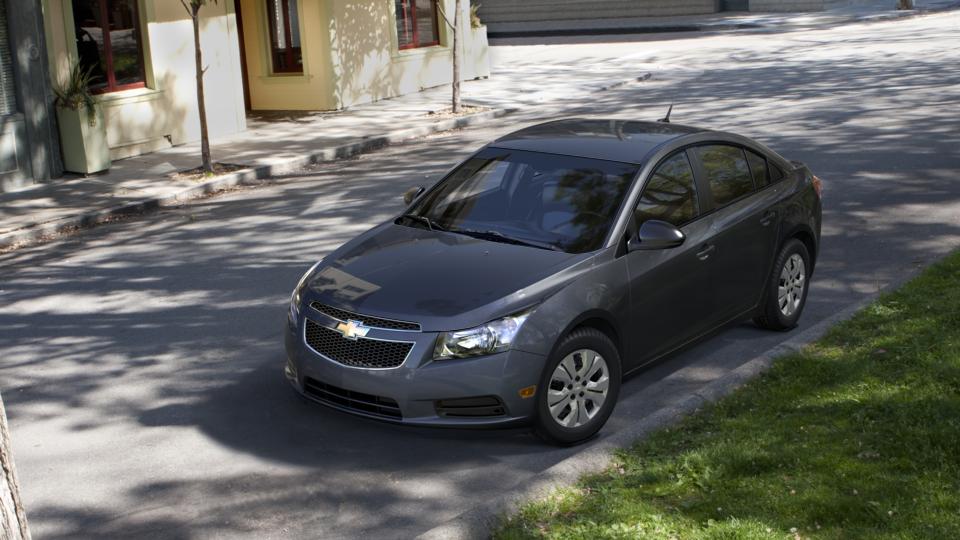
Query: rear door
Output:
[[690, 144, 782, 321]]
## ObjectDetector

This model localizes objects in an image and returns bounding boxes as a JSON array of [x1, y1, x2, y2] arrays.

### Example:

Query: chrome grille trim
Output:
[[303, 318, 414, 370], [309, 302, 421, 332]]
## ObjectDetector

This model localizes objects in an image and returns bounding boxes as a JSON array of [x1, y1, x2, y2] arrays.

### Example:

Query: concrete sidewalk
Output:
[[0, 92, 513, 250], [486, 0, 960, 39]]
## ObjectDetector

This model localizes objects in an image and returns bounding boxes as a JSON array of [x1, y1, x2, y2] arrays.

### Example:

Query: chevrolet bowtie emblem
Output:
[[335, 319, 370, 340]]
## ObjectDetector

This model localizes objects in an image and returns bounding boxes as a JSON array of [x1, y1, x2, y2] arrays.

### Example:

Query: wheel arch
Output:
[[555, 310, 624, 367], [782, 225, 818, 275]]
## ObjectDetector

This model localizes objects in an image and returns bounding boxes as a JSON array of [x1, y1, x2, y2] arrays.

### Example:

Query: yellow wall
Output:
[[238, 0, 337, 110], [241, 0, 491, 111], [43, 0, 247, 160], [330, 0, 490, 109]]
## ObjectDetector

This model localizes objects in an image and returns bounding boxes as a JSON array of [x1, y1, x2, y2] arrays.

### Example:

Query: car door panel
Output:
[[690, 145, 781, 321], [626, 218, 717, 362]]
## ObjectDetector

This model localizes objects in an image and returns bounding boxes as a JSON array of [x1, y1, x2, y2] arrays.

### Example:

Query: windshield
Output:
[[403, 149, 638, 253]]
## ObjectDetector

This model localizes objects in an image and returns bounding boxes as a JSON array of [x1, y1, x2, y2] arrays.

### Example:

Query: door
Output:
[[626, 149, 717, 363], [690, 144, 780, 321]]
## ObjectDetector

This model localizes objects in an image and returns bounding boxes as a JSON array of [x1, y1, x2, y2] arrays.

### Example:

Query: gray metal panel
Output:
[[0, 0, 16, 116]]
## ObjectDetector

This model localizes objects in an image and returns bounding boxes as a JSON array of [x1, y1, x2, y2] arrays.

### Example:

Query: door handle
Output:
[[760, 210, 777, 227], [696, 244, 716, 260]]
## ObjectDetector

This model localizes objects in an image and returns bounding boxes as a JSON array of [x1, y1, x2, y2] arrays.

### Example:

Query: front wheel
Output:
[[534, 328, 621, 445], [754, 238, 811, 331]]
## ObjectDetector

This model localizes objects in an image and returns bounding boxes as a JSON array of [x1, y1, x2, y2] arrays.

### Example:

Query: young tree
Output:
[[180, 0, 217, 173], [0, 393, 30, 540], [437, 0, 464, 113]]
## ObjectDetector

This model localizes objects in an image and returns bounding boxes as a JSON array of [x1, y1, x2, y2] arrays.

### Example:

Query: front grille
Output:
[[436, 396, 507, 418], [304, 319, 413, 369], [310, 302, 421, 331], [303, 377, 402, 419]]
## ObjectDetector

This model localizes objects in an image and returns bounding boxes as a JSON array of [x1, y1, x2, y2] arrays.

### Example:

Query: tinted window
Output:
[[697, 145, 755, 207], [745, 150, 769, 188], [770, 163, 786, 182], [635, 152, 699, 227], [409, 150, 638, 254]]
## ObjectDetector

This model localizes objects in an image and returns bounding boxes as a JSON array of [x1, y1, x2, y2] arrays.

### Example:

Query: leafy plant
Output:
[[470, 3, 483, 29], [54, 63, 98, 125]]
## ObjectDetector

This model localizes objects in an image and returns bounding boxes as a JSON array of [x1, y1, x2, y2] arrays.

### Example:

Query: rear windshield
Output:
[[407, 149, 638, 253]]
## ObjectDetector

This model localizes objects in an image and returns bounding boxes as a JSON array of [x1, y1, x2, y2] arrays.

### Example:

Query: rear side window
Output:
[[696, 145, 755, 207], [635, 151, 699, 227], [745, 150, 769, 188], [770, 163, 786, 182]]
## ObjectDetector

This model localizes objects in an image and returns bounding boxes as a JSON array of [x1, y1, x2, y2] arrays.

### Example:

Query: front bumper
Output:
[[284, 309, 548, 428]]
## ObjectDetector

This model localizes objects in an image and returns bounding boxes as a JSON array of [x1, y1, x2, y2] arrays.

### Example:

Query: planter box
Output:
[[56, 104, 111, 174]]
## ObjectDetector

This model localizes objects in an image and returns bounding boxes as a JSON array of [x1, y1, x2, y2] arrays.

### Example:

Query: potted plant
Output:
[[54, 64, 110, 174]]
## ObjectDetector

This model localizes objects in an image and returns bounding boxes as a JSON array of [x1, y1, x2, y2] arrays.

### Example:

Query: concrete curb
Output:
[[416, 293, 883, 540], [0, 107, 515, 252]]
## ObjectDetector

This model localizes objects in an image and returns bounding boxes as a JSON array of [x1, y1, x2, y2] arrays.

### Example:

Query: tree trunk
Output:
[[0, 393, 30, 540], [191, 5, 213, 173], [452, 0, 462, 114]]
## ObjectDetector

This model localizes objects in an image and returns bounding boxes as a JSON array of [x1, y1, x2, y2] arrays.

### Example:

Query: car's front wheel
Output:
[[754, 238, 811, 331], [534, 328, 621, 445]]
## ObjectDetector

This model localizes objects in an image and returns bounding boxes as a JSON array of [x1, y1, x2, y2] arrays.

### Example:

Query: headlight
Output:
[[434, 311, 531, 360], [289, 261, 322, 321]]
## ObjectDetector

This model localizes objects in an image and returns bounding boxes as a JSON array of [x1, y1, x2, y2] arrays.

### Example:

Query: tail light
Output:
[[811, 175, 823, 199]]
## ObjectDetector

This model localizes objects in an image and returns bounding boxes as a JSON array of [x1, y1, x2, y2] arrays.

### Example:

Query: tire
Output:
[[534, 328, 622, 446], [754, 238, 811, 331]]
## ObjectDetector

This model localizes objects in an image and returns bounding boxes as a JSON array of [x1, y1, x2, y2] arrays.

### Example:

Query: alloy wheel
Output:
[[778, 253, 806, 317], [547, 349, 610, 428]]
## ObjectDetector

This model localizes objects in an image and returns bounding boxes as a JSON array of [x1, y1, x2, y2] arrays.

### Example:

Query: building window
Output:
[[72, 0, 146, 93], [395, 0, 440, 50], [266, 0, 302, 73]]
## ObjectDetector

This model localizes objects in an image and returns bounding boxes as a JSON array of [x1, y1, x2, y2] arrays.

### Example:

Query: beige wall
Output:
[[238, 0, 337, 110], [43, 0, 247, 160], [241, 0, 491, 111]]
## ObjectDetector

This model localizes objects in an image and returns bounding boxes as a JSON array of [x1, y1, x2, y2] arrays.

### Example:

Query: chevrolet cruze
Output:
[[285, 119, 822, 444]]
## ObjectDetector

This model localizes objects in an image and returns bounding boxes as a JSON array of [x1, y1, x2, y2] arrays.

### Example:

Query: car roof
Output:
[[489, 118, 709, 165]]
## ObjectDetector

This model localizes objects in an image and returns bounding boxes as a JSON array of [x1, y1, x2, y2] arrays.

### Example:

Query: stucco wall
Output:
[[43, 0, 247, 160], [238, 0, 338, 110], [241, 0, 491, 111], [329, 0, 490, 109]]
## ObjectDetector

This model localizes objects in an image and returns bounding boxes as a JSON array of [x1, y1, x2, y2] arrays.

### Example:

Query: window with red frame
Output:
[[266, 0, 303, 73], [72, 0, 146, 93], [395, 0, 440, 50]]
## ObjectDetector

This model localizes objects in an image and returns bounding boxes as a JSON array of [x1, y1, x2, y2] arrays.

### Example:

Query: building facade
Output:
[[1, 0, 60, 191], [34, 0, 490, 175], [238, 0, 490, 111]]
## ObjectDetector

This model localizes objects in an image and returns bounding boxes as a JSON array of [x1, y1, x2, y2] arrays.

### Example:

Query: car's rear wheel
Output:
[[754, 238, 811, 331], [534, 328, 621, 445]]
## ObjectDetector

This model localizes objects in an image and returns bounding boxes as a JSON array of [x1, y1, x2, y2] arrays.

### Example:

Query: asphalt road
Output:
[[2, 13, 959, 539]]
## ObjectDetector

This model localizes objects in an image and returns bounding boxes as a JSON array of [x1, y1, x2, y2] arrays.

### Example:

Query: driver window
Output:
[[634, 151, 699, 228]]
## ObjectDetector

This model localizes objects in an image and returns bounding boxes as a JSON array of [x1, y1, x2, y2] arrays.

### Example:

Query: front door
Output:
[[625, 149, 716, 365]]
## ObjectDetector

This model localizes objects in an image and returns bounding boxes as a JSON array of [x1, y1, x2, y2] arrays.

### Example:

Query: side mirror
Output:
[[403, 186, 425, 205], [629, 220, 685, 251]]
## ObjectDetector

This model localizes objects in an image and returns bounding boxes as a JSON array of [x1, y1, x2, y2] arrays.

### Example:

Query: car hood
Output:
[[303, 223, 589, 331]]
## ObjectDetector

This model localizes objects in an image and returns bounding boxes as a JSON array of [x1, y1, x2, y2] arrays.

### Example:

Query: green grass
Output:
[[496, 251, 960, 540]]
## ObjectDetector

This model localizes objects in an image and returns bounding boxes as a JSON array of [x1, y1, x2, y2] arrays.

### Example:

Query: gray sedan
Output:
[[285, 118, 822, 444]]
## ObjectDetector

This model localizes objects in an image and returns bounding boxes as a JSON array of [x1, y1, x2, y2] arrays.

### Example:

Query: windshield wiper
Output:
[[449, 228, 562, 251], [399, 213, 445, 231]]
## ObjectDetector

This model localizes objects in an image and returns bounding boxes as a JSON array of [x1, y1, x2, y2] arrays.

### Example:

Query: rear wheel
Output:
[[754, 238, 811, 331], [534, 328, 621, 445]]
